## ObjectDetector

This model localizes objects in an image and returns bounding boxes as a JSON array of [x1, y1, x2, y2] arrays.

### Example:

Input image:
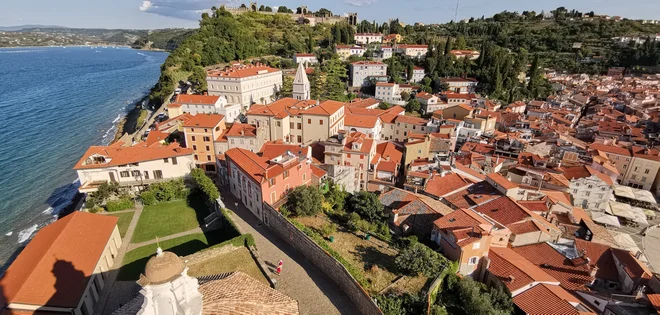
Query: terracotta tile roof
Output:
[[74, 144, 193, 170], [223, 123, 257, 138], [488, 247, 559, 292], [486, 173, 518, 190], [424, 172, 472, 198], [442, 181, 498, 209], [517, 200, 550, 213], [144, 130, 170, 147], [508, 220, 544, 234], [175, 94, 219, 105], [305, 100, 344, 116], [574, 239, 619, 282], [200, 272, 299, 315], [376, 142, 403, 165], [398, 44, 427, 49], [246, 98, 317, 118], [589, 143, 631, 156], [351, 61, 385, 66], [226, 148, 294, 183], [512, 242, 594, 291], [647, 294, 660, 313], [0, 212, 118, 308], [473, 197, 557, 233], [513, 284, 581, 315], [182, 114, 225, 128], [611, 247, 653, 284], [347, 98, 380, 108], [310, 164, 327, 179], [207, 64, 281, 79], [381, 188, 452, 216], [394, 115, 428, 125], [259, 141, 309, 160], [344, 114, 379, 128]]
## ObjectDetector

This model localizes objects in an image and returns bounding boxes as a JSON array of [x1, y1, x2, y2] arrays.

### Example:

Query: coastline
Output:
[[0, 45, 168, 52], [112, 96, 149, 143]]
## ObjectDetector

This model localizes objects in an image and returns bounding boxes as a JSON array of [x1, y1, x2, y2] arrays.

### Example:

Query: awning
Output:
[[613, 184, 657, 204], [591, 211, 621, 228], [613, 184, 636, 199], [607, 201, 649, 225]]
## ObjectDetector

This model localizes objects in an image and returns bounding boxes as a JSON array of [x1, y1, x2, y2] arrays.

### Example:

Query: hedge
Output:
[[190, 168, 220, 203], [105, 198, 135, 212], [139, 178, 189, 205], [290, 219, 368, 288]]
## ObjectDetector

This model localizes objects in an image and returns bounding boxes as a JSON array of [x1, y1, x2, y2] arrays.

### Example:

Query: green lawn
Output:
[[107, 211, 134, 238], [131, 198, 209, 243], [187, 247, 269, 285], [118, 229, 239, 280]]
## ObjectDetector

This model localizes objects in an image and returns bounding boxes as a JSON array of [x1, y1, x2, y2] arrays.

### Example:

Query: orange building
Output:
[[182, 114, 226, 174]]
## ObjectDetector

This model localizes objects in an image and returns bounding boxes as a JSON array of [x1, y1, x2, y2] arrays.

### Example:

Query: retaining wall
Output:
[[263, 202, 382, 315]]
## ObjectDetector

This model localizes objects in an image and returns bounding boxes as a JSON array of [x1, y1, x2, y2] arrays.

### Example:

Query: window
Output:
[[468, 257, 478, 265], [131, 170, 140, 177], [283, 170, 289, 179], [573, 189, 578, 194], [194, 154, 198, 161], [290, 122, 294, 129], [192, 136, 196, 141], [645, 169, 650, 174], [631, 174, 637, 180], [153, 170, 163, 179], [271, 191, 277, 203], [204, 128, 208, 133], [144, 171, 149, 179], [171, 157, 177, 165], [320, 120, 324, 125], [297, 123, 302, 129], [120, 171, 129, 178], [276, 121, 281, 127], [347, 153, 351, 158], [207, 155, 212, 161], [297, 135, 302, 143], [269, 178, 276, 187], [193, 145, 197, 150], [163, 158, 169, 163], [203, 136, 210, 142], [585, 191, 591, 196], [642, 176, 648, 182], [206, 146, 210, 151], [472, 242, 480, 249], [191, 128, 195, 132], [308, 119, 311, 124], [303, 173, 306, 181]]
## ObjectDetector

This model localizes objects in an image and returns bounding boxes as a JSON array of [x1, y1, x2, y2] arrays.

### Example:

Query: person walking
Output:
[[276, 260, 283, 275]]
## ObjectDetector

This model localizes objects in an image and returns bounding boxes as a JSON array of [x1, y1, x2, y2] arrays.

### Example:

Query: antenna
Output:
[[453, 0, 460, 22]]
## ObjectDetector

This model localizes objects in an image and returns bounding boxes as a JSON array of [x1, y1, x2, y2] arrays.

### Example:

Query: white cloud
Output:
[[344, 0, 378, 6], [138, 0, 238, 20]]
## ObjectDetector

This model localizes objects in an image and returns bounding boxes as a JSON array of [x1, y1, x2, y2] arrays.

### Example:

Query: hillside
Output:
[[131, 29, 195, 51], [0, 28, 149, 47]]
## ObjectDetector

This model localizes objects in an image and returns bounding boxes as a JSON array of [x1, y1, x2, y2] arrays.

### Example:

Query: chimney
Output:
[[590, 265, 599, 277], [507, 275, 516, 283]]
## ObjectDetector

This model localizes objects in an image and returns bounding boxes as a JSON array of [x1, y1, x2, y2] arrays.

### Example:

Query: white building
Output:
[[395, 45, 428, 58], [206, 63, 283, 109], [167, 94, 242, 123], [564, 165, 614, 211], [74, 144, 195, 193], [293, 53, 318, 65], [416, 92, 448, 114], [376, 46, 393, 60], [374, 82, 405, 105], [449, 50, 481, 60], [354, 33, 383, 45], [350, 61, 387, 87], [410, 66, 425, 83], [441, 77, 479, 94], [336, 45, 365, 60]]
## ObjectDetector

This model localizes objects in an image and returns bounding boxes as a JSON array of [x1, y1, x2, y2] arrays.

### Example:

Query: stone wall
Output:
[[262, 202, 382, 315]]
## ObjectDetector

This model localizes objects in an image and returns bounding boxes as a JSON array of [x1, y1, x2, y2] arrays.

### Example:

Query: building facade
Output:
[[167, 94, 242, 123], [293, 53, 318, 65], [354, 33, 383, 44], [350, 61, 388, 87], [206, 63, 283, 109], [183, 114, 226, 173]]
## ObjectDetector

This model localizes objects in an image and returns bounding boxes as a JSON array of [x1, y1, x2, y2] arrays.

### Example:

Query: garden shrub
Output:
[[105, 197, 135, 212], [319, 223, 337, 238], [190, 168, 220, 203], [139, 178, 189, 205], [140, 191, 157, 205]]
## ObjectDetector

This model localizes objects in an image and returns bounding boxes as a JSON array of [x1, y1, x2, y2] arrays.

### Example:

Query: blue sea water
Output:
[[0, 46, 167, 265]]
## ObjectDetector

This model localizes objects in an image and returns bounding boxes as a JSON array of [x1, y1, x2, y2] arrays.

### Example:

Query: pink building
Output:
[[225, 147, 312, 223]]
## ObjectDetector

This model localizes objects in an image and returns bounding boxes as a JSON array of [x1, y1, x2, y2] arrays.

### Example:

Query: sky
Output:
[[3, 0, 660, 29]]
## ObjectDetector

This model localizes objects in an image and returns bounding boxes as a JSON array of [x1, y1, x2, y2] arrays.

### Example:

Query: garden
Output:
[[282, 184, 456, 314]]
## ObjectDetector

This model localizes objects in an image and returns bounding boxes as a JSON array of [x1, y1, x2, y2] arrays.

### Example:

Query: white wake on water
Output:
[[17, 224, 38, 243], [5, 231, 13, 236]]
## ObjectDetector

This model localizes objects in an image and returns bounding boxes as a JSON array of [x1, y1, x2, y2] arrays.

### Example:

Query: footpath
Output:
[[222, 193, 358, 315]]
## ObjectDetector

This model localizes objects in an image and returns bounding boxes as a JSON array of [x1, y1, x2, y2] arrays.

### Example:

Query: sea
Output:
[[0, 46, 167, 266]]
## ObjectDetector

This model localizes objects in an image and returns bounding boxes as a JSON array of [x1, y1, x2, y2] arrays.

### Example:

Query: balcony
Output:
[[79, 178, 165, 193]]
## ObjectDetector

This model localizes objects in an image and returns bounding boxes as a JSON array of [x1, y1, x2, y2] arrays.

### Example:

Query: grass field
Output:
[[296, 215, 427, 295], [118, 229, 238, 280], [187, 247, 268, 285], [131, 198, 209, 243], [107, 211, 134, 238]]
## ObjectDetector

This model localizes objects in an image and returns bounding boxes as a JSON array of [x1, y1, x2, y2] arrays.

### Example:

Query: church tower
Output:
[[292, 62, 310, 100]]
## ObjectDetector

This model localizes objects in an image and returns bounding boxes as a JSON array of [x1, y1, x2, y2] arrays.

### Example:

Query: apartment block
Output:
[[183, 114, 226, 173], [350, 61, 387, 87], [206, 63, 283, 109]]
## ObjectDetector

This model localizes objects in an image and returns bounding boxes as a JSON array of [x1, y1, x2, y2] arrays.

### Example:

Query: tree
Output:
[[348, 191, 384, 222], [436, 274, 513, 315], [190, 168, 220, 203], [258, 5, 265, 11], [406, 99, 421, 113], [444, 38, 453, 55], [321, 57, 348, 101], [407, 63, 414, 82], [400, 91, 411, 101], [395, 242, 449, 277], [279, 75, 293, 98], [285, 185, 323, 216], [324, 183, 348, 211], [264, 6, 273, 12], [527, 54, 543, 98], [277, 6, 292, 13], [455, 36, 467, 50], [188, 66, 208, 91], [378, 102, 392, 110]]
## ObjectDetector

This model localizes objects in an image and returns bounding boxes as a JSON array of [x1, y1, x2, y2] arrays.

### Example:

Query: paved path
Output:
[[643, 224, 660, 272], [127, 227, 203, 251], [223, 193, 358, 315], [94, 205, 144, 315]]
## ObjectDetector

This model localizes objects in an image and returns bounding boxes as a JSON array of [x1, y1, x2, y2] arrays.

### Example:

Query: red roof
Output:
[[310, 164, 327, 178], [74, 144, 193, 170], [513, 242, 594, 291], [486, 173, 518, 190], [207, 63, 280, 79], [226, 148, 277, 184], [589, 142, 631, 156], [473, 197, 536, 226], [182, 114, 225, 128], [512, 284, 581, 315], [175, 94, 219, 105], [344, 114, 379, 128], [0, 212, 118, 308], [488, 247, 559, 292], [260, 141, 309, 160], [424, 173, 472, 198]]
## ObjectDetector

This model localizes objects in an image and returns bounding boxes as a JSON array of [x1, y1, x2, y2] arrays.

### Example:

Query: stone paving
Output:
[[222, 193, 359, 315]]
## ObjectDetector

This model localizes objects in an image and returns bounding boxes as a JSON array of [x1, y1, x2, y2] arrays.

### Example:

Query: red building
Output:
[[225, 148, 312, 223]]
